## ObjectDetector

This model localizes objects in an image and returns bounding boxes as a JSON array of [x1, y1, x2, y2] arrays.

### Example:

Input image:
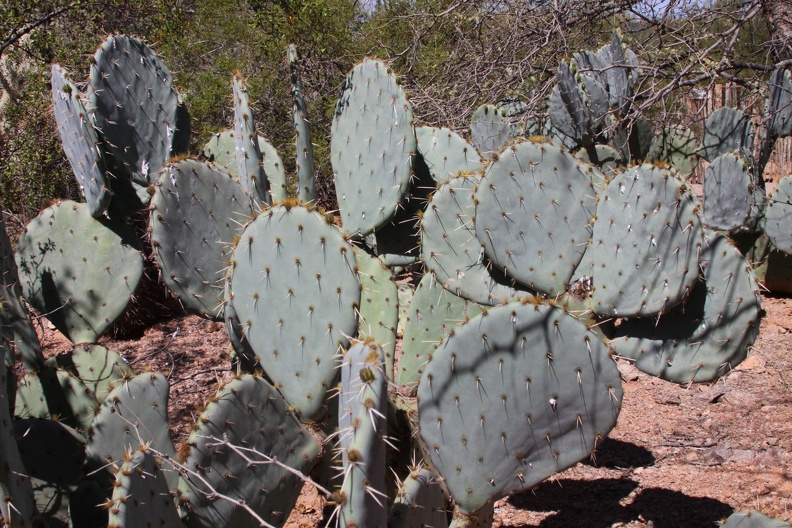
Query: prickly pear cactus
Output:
[[573, 164, 703, 317], [337, 341, 389, 528], [288, 45, 316, 203], [416, 126, 482, 183], [474, 138, 601, 296], [389, 468, 448, 528], [722, 511, 791, 528], [232, 76, 271, 206], [228, 204, 360, 420], [418, 301, 622, 513], [178, 374, 320, 528], [764, 175, 792, 254], [0, 285, 43, 373], [15, 367, 99, 432], [0, 215, 18, 291], [15, 201, 144, 343], [610, 232, 761, 383], [702, 152, 753, 232], [51, 64, 111, 218], [331, 58, 417, 237], [45, 344, 132, 403], [202, 129, 287, 202], [88, 34, 188, 187], [646, 126, 700, 180], [108, 449, 181, 528], [470, 104, 514, 159], [701, 107, 755, 162], [150, 159, 254, 318]]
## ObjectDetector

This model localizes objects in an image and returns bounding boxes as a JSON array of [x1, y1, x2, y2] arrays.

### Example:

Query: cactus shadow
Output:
[[630, 487, 734, 528], [583, 437, 655, 469]]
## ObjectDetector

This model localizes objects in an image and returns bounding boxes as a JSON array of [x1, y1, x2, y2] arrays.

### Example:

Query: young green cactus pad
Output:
[[399, 272, 485, 388], [14, 419, 86, 525], [232, 76, 272, 206], [15, 201, 144, 344], [337, 341, 389, 528], [288, 44, 317, 203], [416, 126, 483, 183], [421, 174, 527, 305], [0, 346, 36, 527], [417, 301, 622, 514], [646, 126, 700, 180], [722, 510, 791, 528], [331, 58, 417, 237], [108, 449, 181, 528], [596, 29, 638, 116], [702, 152, 753, 232], [389, 468, 449, 528], [228, 204, 360, 420], [202, 129, 287, 202], [45, 344, 133, 403], [354, 248, 399, 381], [700, 107, 755, 162], [51, 64, 111, 218], [87, 373, 177, 489], [470, 104, 515, 159], [178, 374, 320, 528], [474, 139, 601, 297], [150, 159, 255, 318], [573, 164, 703, 317], [610, 232, 761, 383], [15, 367, 99, 432], [549, 61, 609, 149], [88, 34, 188, 187], [764, 175, 792, 254]]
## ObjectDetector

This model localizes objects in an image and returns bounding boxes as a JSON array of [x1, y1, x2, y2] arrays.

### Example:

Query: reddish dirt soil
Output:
[[33, 293, 792, 527]]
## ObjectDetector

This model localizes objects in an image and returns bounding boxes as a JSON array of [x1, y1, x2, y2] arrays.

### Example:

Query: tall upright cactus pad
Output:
[[0, 345, 35, 527], [703, 152, 753, 231], [202, 129, 287, 202], [417, 302, 622, 514], [701, 107, 755, 162], [15, 201, 144, 343], [150, 159, 254, 318], [89, 35, 188, 187], [232, 76, 271, 206], [470, 104, 515, 159], [178, 374, 320, 528], [573, 165, 703, 317], [597, 29, 637, 116], [228, 205, 360, 420], [389, 468, 448, 528], [548, 61, 609, 148], [288, 45, 316, 203], [474, 139, 601, 296], [764, 175, 792, 254], [416, 126, 482, 183], [421, 174, 526, 305], [766, 68, 792, 138], [610, 232, 761, 383], [354, 248, 399, 380], [51, 64, 111, 218], [337, 341, 389, 528], [646, 126, 700, 180], [108, 449, 181, 528], [399, 272, 485, 388], [87, 373, 177, 489], [331, 59, 417, 237]]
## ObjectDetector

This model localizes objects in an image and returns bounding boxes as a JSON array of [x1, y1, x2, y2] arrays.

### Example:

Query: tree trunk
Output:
[[763, 0, 792, 62]]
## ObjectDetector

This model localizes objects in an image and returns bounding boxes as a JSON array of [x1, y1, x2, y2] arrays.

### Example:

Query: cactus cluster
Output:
[[0, 30, 783, 528]]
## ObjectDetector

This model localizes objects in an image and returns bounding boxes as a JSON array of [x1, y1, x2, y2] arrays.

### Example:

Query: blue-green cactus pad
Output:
[[389, 468, 448, 528], [702, 152, 753, 232], [51, 64, 111, 218], [764, 175, 792, 254], [418, 301, 622, 513], [45, 343, 132, 403], [15, 201, 144, 343], [470, 104, 514, 159], [646, 126, 700, 180], [610, 232, 761, 383], [766, 68, 792, 138], [331, 59, 417, 237], [416, 126, 483, 183], [179, 374, 320, 528], [232, 77, 271, 205], [722, 511, 790, 528], [151, 159, 254, 318], [109, 449, 181, 527], [399, 272, 485, 388], [228, 205, 360, 420], [701, 107, 755, 162], [1, 285, 43, 372], [573, 165, 703, 317], [474, 139, 601, 296], [422, 174, 527, 305], [89, 35, 186, 187]]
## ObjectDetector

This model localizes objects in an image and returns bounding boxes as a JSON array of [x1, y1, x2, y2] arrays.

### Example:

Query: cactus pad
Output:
[[701, 107, 755, 162], [470, 104, 514, 159], [702, 152, 753, 232], [331, 59, 417, 237], [232, 77, 272, 205], [15, 201, 144, 343], [108, 449, 181, 527], [417, 301, 622, 513], [389, 468, 448, 528], [646, 126, 700, 180], [228, 204, 360, 420], [764, 175, 792, 254], [416, 126, 483, 183], [15, 367, 99, 432]]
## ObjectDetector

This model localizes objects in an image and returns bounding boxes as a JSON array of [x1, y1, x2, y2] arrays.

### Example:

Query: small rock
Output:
[[617, 362, 641, 382], [736, 354, 766, 372]]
